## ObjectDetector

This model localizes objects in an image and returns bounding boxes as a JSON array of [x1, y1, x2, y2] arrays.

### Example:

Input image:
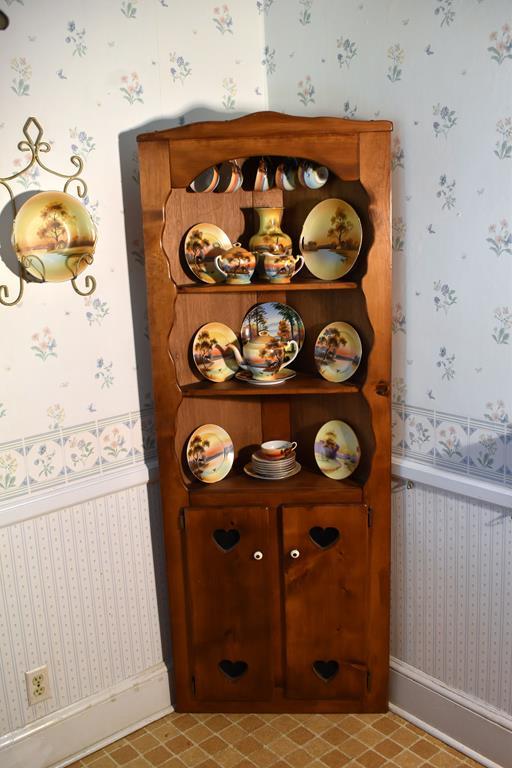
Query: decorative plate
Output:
[[299, 198, 362, 280], [184, 223, 232, 284], [12, 190, 97, 283], [235, 368, 296, 385], [314, 322, 362, 382], [241, 302, 305, 350], [192, 322, 240, 382], [314, 420, 360, 480], [186, 424, 234, 484], [244, 462, 301, 480]]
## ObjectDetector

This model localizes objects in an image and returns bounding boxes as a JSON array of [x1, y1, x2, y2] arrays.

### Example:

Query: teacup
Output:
[[254, 157, 274, 191], [298, 161, 329, 189], [214, 244, 256, 284], [260, 440, 297, 459], [275, 159, 297, 191], [216, 160, 243, 193], [261, 251, 304, 284], [189, 166, 219, 192]]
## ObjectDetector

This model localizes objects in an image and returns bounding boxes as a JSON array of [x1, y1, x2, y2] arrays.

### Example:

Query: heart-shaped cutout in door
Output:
[[312, 660, 339, 681], [213, 528, 240, 551], [218, 659, 248, 679], [309, 526, 339, 549]]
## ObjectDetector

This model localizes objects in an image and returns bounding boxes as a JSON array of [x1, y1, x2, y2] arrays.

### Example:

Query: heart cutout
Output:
[[218, 659, 248, 679], [213, 528, 240, 551], [312, 660, 339, 681], [309, 526, 339, 549]]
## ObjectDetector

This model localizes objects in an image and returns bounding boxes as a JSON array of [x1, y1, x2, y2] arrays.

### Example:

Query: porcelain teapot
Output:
[[228, 331, 298, 381]]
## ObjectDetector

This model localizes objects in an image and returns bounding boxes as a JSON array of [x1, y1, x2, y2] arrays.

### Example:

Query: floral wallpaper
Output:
[[265, 0, 512, 486], [0, 0, 265, 502], [0, 0, 511, 502]]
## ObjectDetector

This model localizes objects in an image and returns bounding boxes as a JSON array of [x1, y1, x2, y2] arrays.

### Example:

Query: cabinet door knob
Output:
[[290, 549, 300, 559], [253, 551, 264, 560]]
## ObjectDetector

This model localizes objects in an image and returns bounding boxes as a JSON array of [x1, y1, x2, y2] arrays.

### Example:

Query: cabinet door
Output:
[[184, 505, 273, 701], [282, 504, 369, 700]]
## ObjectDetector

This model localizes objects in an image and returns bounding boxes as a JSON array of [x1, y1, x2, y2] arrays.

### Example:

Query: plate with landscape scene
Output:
[[184, 222, 232, 283], [240, 302, 305, 350], [12, 190, 97, 283], [192, 322, 240, 382], [314, 322, 362, 383], [314, 420, 360, 480], [299, 198, 362, 280], [186, 424, 234, 483]]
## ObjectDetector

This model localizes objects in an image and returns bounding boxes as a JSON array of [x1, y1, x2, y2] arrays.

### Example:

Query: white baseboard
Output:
[[0, 663, 173, 768], [390, 658, 512, 768]]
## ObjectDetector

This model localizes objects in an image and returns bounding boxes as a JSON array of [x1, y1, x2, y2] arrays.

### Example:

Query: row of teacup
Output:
[[189, 157, 329, 193]]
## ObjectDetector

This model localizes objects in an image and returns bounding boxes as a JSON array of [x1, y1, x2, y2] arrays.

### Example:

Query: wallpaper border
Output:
[[393, 402, 512, 487], [0, 407, 156, 505]]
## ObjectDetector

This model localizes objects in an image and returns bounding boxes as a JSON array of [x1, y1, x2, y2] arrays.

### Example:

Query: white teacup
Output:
[[298, 161, 329, 189], [260, 440, 297, 459]]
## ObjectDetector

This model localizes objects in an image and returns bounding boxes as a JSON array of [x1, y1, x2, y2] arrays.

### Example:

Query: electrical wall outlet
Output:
[[25, 665, 51, 705]]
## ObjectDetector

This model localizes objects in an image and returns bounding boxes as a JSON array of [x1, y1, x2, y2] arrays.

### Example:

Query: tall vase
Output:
[[249, 207, 292, 255]]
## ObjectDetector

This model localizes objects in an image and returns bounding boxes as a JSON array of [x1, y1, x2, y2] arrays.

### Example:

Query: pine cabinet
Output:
[[137, 111, 392, 712]]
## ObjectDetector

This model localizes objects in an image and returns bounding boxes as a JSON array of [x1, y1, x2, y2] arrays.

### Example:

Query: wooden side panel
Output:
[[282, 504, 368, 700], [138, 140, 195, 710], [360, 131, 392, 710], [184, 506, 274, 701]]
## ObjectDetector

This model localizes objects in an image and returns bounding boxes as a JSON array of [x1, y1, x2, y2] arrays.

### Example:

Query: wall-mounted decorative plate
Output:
[[184, 222, 231, 283], [186, 424, 234, 484], [192, 322, 240, 382], [240, 302, 305, 350], [299, 198, 362, 280], [314, 420, 360, 480], [12, 190, 97, 282], [314, 322, 362, 382]]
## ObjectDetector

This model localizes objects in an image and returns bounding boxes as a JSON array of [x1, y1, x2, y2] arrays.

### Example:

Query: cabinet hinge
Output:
[[367, 507, 373, 528], [179, 509, 186, 530], [191, 676, 196, 696], [366, 670, 371, 691]]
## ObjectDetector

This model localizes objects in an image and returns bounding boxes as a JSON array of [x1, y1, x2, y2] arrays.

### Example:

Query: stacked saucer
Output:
[[244, 440, 301, 480]]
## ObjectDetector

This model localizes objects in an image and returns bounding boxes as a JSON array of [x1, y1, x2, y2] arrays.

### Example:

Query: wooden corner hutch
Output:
[[137, 112, 392, 713]]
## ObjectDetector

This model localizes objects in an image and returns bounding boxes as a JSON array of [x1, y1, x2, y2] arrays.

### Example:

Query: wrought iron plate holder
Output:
[[0, 116, 97, 306]]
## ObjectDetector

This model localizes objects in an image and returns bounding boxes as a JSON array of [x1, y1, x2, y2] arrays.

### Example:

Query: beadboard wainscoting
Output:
[[390, 480, 512, 767], [0, 479, 170, 745]]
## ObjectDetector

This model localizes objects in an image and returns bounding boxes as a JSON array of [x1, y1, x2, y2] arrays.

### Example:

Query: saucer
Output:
[[235, 368, 296, 386], [244, 462, 301, 480]]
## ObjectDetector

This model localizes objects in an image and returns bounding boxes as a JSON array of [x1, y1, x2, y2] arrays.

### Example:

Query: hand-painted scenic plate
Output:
[[299, 198, 362, 280], [240, 302, 305, 349], [314, 322, 362, 383], [12, 190, 97, 282], [235, 368, 296, 385], [186, 424, 234, 484], [184, 223, 232, 284], [314, 420, 360, 480], [244, 462, 301, 480], [192, 322, 240, 382]]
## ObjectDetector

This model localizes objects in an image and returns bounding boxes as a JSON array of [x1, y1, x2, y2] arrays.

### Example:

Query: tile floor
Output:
[[67, 712, 482, 768]]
